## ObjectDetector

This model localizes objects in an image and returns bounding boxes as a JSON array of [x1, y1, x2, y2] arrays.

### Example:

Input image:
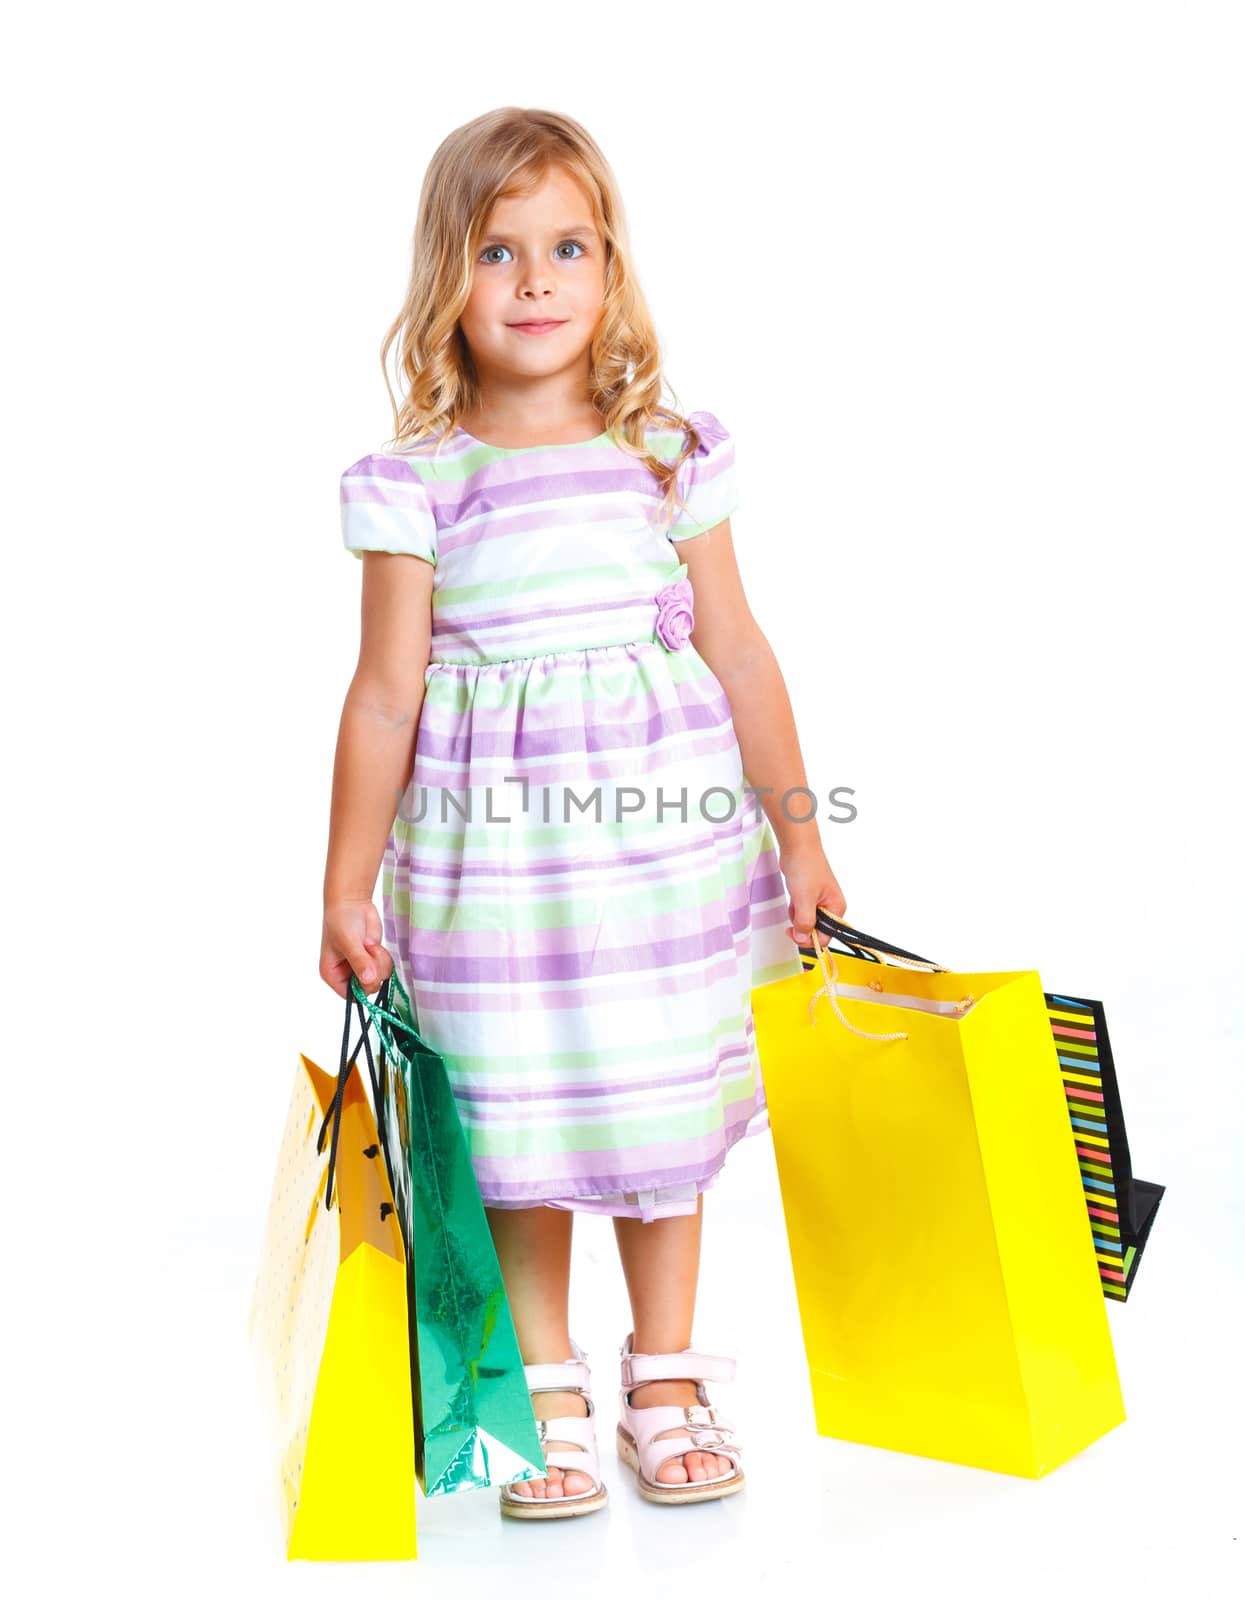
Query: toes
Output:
[[646, 1452, 732, 1484], [657, 1450, 721, 1484], [510, 1447, 599, 1502], [650, 1448, 736, 1487]]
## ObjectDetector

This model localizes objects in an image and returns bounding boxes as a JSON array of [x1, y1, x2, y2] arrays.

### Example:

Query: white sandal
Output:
[[616, 1331, 746, 1505], [498, 1338, 609, 1520]]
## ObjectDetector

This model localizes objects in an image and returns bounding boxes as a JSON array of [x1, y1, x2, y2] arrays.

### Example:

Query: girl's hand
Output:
[[320, 898, 395, 998], [779, 844, 847, 946]]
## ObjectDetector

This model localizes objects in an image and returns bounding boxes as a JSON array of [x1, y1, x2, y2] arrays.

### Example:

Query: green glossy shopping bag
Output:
[[320, 967, 546, 1498]]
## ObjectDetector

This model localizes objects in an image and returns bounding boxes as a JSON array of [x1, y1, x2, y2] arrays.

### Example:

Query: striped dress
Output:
[[339, 409, 802, 1223]]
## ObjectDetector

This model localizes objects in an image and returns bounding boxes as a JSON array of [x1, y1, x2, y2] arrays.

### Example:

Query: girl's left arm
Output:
[[679, 521, 847, 945]]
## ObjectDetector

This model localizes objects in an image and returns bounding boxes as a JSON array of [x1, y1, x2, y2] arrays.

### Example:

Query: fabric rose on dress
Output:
[[654, 575, 695, 650]]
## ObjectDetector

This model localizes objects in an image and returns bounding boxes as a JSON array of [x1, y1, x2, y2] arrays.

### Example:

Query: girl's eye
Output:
[[479, 240, 586, 265]]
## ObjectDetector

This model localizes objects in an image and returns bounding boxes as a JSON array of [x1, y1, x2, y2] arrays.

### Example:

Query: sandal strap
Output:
[[619, 1347, 736, 1388], [621, 1401, 742, 1483], [540, 1447, 603, 1484], [622, 1400, 738, 1439], [524, 1358, 591, 1396], [531, 1411, 599, 1451], [500, 1410, 604, 1501]]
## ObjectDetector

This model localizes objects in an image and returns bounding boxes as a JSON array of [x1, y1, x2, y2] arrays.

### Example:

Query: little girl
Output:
[[320, 107, 846, 1519]]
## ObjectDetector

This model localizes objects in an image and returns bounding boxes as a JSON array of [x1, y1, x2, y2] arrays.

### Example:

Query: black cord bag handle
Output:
[[800, 909, 944, 970], [315, 973, 393, 1212]]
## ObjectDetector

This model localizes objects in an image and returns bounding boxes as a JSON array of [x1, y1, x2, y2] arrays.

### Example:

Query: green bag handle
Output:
[[349, 970, 444, 1061], [317, 967, 447, 1215]]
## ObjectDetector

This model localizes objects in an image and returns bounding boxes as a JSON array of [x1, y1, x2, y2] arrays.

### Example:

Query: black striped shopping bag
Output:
[[1041, 992, 1164, 1300]]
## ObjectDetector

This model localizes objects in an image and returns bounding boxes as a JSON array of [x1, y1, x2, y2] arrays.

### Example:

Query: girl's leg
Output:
[[611, 1193, 734, 1485], [484, 1203, 593, 1500]]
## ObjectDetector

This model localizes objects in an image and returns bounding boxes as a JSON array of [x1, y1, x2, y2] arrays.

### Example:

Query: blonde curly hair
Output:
[[378, 105, 708, 535]]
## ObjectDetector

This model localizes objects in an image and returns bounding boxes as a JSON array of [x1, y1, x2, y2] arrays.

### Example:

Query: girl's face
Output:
[[460, 166, 606, 397]]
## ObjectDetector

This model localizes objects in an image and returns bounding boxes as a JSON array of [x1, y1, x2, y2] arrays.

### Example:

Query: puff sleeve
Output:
[[340, 454, 437, 567], [665, 410, 740, 541]]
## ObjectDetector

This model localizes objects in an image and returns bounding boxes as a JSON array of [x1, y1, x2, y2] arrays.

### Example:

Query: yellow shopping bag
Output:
[[751, 916, 1126, 1479], [247, 1035, 418, 1561]]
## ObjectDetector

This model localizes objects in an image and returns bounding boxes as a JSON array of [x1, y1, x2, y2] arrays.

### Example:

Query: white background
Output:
[[5, 2, 1241, 1595]]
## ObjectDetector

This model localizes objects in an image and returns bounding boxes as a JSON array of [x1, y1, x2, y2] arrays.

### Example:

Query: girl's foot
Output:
[[507, 1387, 596, 1500], [624, 1378, 735, 1485]]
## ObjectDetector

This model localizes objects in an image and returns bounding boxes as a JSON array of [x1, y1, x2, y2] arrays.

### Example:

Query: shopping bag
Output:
[[1041, 990, 1165, 1301], [805, 914, 1166, 1301], [247, 986, 418, 1561], [346, 968, 547, 1499], [751, 913, 1127, 1478]]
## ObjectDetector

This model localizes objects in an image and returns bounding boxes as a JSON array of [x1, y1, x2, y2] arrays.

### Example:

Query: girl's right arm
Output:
[[320, 551, 434, 998]]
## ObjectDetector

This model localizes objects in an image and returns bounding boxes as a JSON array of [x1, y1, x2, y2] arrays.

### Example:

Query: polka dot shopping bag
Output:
[[246, 980, 418, 1560]]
